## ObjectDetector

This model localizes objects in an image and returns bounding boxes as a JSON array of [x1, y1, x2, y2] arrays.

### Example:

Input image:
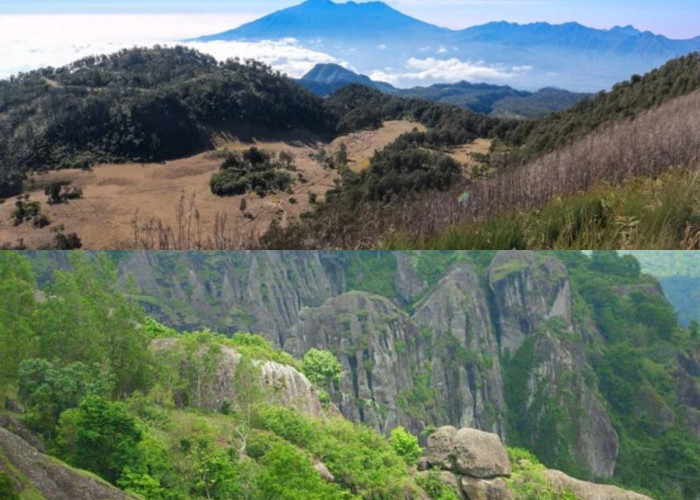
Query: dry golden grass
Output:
[[0, 120, 419, 249]]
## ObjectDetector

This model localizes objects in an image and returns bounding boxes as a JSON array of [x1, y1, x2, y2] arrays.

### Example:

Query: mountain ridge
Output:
[[194, 0, 700, 91]]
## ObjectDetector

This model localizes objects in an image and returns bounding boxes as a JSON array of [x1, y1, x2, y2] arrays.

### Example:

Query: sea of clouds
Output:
[[0, 13, 528, 85]]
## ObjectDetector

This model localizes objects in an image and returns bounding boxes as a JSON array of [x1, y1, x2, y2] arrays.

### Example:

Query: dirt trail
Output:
[[0, 120, 422, 249]]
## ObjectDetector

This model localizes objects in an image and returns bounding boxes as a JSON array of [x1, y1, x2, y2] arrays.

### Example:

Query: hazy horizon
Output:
[[2, 0, 699, 39]]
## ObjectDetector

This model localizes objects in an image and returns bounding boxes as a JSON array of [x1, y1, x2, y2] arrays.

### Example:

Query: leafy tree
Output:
[[301, 349, 343, 385], [17, 358, 115, 436], [590, 251, 641, 278], [55, 395, 143, 484], [388, 426, 423, 465], [36, 253, 151, 395], [0, 252, 37, 392]]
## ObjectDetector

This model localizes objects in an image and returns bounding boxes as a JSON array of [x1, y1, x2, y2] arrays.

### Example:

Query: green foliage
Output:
[[256, 441, 353, 500], [0, 46, 335, 181], [225, 333, 300, 368], [143, 317, 178, 338], [415, 470, 461, 500], [17, 358, 115, 436], [345, 251, 398, 298], [506, 448, 578, 500], [254, 405, 411, 498], [0, 252, 37, 392], [56, 395, 143, 484], [388, 427, 422, 465], [0, 471, 19, 500], [589, 251, 640, 278], [302, 349, 343, 386], [36, 253, 151, 395], [565, 254, 700, 499], [387, 170, 700, 250], [45, 181, 83, 205], [210, 148, 294, 198]]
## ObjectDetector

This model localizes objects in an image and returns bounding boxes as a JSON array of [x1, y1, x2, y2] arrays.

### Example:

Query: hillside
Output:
[[299, 63, 588, 118], [195, 0, 700, 90], [6, 250, 699, 500], [262, 55, 700, 250], [0, 46, 335, 198]]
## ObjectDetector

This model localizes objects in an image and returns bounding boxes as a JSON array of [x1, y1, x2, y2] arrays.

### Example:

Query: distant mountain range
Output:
[[298, 63, 589, 118], [195, 0, 700, 91]]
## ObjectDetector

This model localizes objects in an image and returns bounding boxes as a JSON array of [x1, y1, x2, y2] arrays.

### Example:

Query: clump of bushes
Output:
[[45, 181, 83, 205], [11, 195, 50, 228], [210, 147, 294, 197], [50, 225, 83, 249]]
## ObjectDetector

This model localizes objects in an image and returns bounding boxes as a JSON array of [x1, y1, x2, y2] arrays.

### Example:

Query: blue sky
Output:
[[2, 0, 699, 39]]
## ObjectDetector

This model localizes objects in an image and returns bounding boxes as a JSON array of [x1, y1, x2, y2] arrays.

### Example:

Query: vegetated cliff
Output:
[[25, 250, 700, 499]]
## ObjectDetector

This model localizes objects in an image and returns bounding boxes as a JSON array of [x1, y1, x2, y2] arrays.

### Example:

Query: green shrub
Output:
[[389, 426, 423, 465], [0, 471, 19, 500], [301, 349, 343, 385], [211, 148, 294, 198]]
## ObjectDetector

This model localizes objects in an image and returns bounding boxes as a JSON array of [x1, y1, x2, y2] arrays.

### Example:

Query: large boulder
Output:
[[426, 426, 458, 470], [544, 470, 654, 500], [461, 476, 514, 500], [0, 427, 134, 500], [426, 426, 511, 479], [452, 428, 511, 478]]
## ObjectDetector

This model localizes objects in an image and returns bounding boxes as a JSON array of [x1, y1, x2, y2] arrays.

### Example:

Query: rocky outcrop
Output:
[[425, 426, 513, 500], [523, 333, 619, 478], [151, 338, 323, 417], [423, 426, 651, 500], [487, 251, 571, 358], [544, 469, 653, 500], [287, 263, 506, 437], [489, 252, 618, 478], [0, 427, 134, 500], [426, 426, 511, 478], [461, 476, 513, 500], [394, 252, 428, 304], [413, 264, 505, 437], [120, 251, 339, 338], [287, 291, 426, 433]]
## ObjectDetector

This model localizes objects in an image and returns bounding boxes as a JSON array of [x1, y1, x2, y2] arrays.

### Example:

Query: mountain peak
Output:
[[611, 24, 641, 36]]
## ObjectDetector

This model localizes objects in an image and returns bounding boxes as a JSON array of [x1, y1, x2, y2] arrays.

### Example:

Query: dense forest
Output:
[[2, 251, 698, 499]]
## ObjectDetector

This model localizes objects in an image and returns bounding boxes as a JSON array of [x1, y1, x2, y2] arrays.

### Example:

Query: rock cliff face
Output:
[[0, 427, 135, 500], [108, 250, 693, 485], [487, 251, 571, 358]]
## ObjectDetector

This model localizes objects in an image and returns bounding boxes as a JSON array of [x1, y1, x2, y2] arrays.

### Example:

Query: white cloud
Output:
[[0, 14, 338, 79], [437, 46, 449, 54], [400, 57, 530, 82], [377, 44, 388, 50]]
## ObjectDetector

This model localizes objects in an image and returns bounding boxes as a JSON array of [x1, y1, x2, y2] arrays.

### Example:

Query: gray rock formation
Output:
[[461, 476, 513, 500], [0, 427, 135, 500], [413, 264, 505, 436], [426, 426, 511, 478], [544, 469, 653, 500], [487, 251, 571, 358], [151, 338, 323, 417], [287, 291, 425, 433]]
